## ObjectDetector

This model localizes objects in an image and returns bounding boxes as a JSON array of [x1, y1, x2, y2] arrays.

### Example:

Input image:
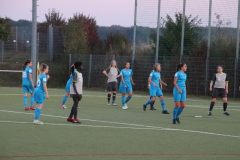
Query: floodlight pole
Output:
[[180, 0, 186, 63], [205, 0, 212, 95], [132, 0, 137, 69], [31, 0, 37, 84], [155, 0, 161, 63]]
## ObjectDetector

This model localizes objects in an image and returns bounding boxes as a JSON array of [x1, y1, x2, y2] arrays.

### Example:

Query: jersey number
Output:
[[22, 71, 27, 78], [37, 79, 41, 87]]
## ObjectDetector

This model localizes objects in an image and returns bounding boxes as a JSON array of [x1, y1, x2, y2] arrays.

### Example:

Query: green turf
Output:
[[0, 87, 240, 160]]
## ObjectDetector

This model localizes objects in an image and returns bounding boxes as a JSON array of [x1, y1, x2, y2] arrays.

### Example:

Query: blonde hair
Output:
[[109, 60, 117, 68], [153, 63, 160, 71], [39, 63, 48, 73]]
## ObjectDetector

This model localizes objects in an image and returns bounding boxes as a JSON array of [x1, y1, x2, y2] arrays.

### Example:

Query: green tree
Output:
[[0, 17, 11, 41], [150, 12, 202, 56], [62, 18, 88, 54]]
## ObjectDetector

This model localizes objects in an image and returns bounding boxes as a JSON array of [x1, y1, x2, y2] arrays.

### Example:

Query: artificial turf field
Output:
[[0, 87, 239, 160]]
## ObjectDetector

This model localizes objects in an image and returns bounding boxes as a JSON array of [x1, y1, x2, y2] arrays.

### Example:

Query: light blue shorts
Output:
[[119, 82, 132, 93], [22, 85, 34, 94], [150, 87, 163, 97], [34, 89, 45, 104], [173, 87, 186, 102]]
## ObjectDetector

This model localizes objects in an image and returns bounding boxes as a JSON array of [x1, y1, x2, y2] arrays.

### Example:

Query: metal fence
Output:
[[69, 54, 240, 98]]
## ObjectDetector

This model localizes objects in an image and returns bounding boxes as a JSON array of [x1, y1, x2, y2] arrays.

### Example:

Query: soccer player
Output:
[[119, 62, 135, 110], [143, 63, 169, 114], [33, 63, 50, 125], [60, 67, 77, 109], [22, 59, 35, 111], [103, 60, 120, 106], [67, 62, 83, 123], [172, 63, 187, 124], [208, 65, 229, 116]]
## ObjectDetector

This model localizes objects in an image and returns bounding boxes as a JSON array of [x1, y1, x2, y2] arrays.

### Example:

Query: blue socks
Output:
[[173, 107, 178, 120], [160, 99, 166, 111], [30, 95, 34, 106], [34, 108, 42, 120], [144, 99, 153, 106], [61, 95, 68, 105], [177, 108, 183, 118], [23, 96, 28, 108], [125, 96, 132, 104], [121, 96, 125, 106]]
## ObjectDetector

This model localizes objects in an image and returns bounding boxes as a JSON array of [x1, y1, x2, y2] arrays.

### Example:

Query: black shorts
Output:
[[107, 82, 117, 92], [212, 88, 227, 98], [70, 94, 82, 101]]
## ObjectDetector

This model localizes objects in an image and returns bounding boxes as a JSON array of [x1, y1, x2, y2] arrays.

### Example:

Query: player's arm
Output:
[[29, 73, 34, 88], [209, 74, 216, 91], [148, 76, 156, 87], [116, 68, 121, 78], [103, 68, 109, 78], [43, 77, 49, 99], [130, 76, 135, 85], [160, 79, 167, 86], [173, 77, 181, 94], [225, 74, 228, 94]]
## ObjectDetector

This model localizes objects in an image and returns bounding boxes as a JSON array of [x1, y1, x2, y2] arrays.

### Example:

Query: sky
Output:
[[0, 0, 238, 27]]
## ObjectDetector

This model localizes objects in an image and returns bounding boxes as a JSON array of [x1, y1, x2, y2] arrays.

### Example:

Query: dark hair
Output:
[[23, 59, 31, 70], [153, 63, 160, 71], [71, 61, 82, 75], [217, 65, 223, 69], [176, 63, 186, 71], [40, 63, 48, 72], [124, 62, 130, 68]]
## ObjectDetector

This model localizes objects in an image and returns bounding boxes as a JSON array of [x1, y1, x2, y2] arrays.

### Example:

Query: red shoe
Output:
[[25, 108, 30, 111], [67, 117, 73, 122], [30, 106, 35, 110], [72, 118, 81, 123]]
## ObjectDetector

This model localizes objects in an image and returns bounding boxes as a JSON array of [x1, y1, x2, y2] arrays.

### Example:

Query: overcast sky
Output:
[[0, 0, 238, 27]]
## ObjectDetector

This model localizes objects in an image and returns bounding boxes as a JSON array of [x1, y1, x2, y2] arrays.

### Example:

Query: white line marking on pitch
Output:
[[0, 110, 240, 139]]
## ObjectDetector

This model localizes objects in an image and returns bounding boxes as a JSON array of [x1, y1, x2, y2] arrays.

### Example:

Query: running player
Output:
[[143, 63, 169, 114], [22, 59, 35, 111], [33, 63, 50, 125], [67, 62, 83, 123], [172, 63, 187, 124], [119, 62, 135, 110], [208, 65, 229, 116], [60, 67, 77, 109], [103, 60, 120, 106]]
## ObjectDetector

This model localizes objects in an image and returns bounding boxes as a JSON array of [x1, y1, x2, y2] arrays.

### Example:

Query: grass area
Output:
[[0, 87, 240, 160]]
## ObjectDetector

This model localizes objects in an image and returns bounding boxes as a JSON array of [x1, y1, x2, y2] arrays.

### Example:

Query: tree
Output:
[[104, 33, 131, 55], [150, 12, 202, 56], [62, 18, 88, 54], [42, 8, 66, 26], [0, 17, 11, 41]]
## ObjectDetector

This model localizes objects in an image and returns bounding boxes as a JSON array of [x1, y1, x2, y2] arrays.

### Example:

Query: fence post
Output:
[[31, 0, 37, 84], [132, 0, 137, 69], [16, 26, 18, 52], [205, 0, 212, 95], [88, 54, 92, 87], [180, 0, 186, 63], [69, 54, 72, 70], [1, 41, 4, 62], [155, 0, 161, 63], [112, 55, 115, 60], [48, 24, 53, 62], [234, 0, 240, 98]]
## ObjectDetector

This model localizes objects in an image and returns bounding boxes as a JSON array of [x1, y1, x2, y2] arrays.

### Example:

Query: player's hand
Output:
[[78, 94, 82, 100], [47, 75, 50, 79], [132, 82, 135, 85], [178, 89, 182, 94], [226, 89, 228, 94], [164, 83, 167, 86], [209, 88, 212, 91], [153, 83, 157, 87], [46, 94, 49, 99]]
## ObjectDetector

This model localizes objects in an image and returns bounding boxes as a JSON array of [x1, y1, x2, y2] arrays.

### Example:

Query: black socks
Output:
[[209, 102, 215, 111]]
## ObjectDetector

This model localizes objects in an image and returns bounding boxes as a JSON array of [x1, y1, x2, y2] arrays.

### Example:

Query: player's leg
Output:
[[157, 88, 169, 114], [143, 88, 156, 111], [221, 89, 229, 116], [29, 86, 35, 110], [119, 83, 127, 109], [72, 97, 81, 123], [33, 91, 44, 125], [208, 88, 217, 116], [22, 86, 29, 111], [107, 82, 112, 105], [150, 96, 156, 110], [173, 88, 180, 124], [123, 84, 133, 109], [112, 82, 117, 106], [176, 88, 186, 123], [61, 84, 70, 108]]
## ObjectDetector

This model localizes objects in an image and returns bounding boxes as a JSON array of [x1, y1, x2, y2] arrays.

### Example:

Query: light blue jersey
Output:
[[22, 66, 32, 86], [149, 70, 161, 88], [36, 73, 47, 92], [174, 71, 187, 87], [119, 68, 133, 93]]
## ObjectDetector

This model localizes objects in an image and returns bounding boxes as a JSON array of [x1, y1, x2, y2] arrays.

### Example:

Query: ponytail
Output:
[[22, 59, 31, 70]]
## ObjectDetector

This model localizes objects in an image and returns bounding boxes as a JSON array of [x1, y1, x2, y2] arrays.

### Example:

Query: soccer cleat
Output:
[[162, 110, 169, 114], [67, 117, 73, 122], [208, 112, 212, 116], [173, 119, 176, 124], [30, 106, 35, 110], [124, 104, 128, 109], [60, 104, 67, 109], [150, 106, 157, 110], [72, 118, 81, 123], [143, 104, 146, 111], [176, 118, 180, 123], [223, 112, 230, 116], [112, 102, 117, 106], [33, 120, 43, 125], [107, 102, 110, 105], [25, 108, 30, 111], [122, 106, 127, 110]]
